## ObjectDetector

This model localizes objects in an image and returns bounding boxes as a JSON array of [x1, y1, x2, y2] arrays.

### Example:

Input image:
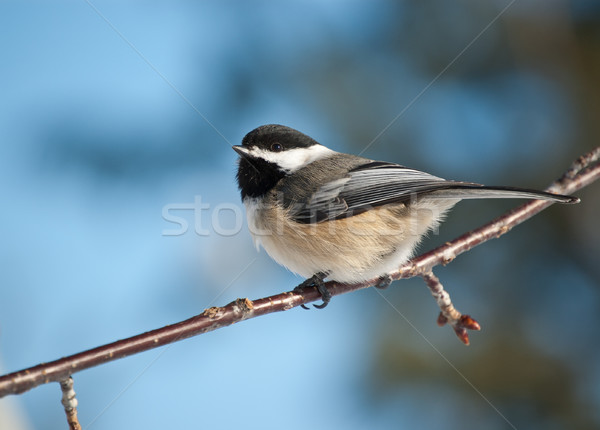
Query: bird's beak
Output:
[[232, 145, 251, 158]]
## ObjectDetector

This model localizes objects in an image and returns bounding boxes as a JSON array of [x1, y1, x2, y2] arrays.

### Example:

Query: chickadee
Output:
[[234, 124, 578, 308]]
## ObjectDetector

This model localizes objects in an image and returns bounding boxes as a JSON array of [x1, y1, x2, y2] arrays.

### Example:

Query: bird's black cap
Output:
[[240, 124, 319, 151]]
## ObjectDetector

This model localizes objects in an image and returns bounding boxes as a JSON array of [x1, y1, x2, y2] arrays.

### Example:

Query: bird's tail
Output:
[[427, 185, 579, 204]]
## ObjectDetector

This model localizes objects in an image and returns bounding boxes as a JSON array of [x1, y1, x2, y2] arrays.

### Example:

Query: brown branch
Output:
[[421, 271, 481, 345], [0, 147, 598, 399], [60, 377, 81, 430]]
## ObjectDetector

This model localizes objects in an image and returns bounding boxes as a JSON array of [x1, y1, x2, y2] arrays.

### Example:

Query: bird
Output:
[[233, 124, 579, 308]]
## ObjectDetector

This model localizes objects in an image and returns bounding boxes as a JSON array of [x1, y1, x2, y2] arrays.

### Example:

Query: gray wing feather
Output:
[[292, 163, 461, 222], [290, 161, 575, 223]]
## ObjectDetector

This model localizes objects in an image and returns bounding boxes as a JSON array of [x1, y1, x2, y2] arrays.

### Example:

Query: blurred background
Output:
[[1, 1, 599, 429]]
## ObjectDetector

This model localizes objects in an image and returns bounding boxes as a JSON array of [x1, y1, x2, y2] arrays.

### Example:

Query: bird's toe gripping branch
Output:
[[293, 272, 331, 309], [421, 271, 481, 345]]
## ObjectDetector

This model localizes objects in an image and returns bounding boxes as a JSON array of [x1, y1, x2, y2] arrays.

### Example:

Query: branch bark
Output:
[[0, 147, 598, 398], [421, 271, 481, 345], [60, 377, 81, 430]]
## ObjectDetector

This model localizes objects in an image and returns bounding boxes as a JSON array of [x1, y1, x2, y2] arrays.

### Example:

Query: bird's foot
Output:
[[374, 274, 393, 289], [293, 272, 330, 309]]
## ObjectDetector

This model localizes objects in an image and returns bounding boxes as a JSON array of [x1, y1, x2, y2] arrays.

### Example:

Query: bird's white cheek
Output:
[[249, 145, 335, 172]]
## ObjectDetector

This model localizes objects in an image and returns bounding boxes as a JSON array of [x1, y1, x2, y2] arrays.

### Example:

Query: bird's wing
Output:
[[289, 160, 578, 223], [290, 161, 466, 223]]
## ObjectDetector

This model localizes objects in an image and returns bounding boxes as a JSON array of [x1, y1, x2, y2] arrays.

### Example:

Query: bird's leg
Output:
[[374, 274, 393, 290], [293, 272, 330, 309]]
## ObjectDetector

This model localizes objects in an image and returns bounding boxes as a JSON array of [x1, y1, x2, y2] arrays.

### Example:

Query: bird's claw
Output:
[[294, 272, 330, 309], [313, 281, 331, 309], [375, 275, 393, 289]]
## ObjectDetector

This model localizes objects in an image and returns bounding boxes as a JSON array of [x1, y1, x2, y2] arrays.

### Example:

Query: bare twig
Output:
[[421, 271, 481, 345], [60, 377, 81, 430], [0, 147, 597, 398]]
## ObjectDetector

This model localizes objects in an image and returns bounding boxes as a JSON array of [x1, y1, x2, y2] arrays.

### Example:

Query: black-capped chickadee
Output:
[[234, 124, 578, 308]]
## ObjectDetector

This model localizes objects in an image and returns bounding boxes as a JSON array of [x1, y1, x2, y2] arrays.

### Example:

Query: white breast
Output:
[[243, 198, 265, 250]]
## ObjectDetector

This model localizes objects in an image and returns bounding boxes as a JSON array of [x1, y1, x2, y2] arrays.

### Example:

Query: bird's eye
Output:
[[270, 142, 283, 152]]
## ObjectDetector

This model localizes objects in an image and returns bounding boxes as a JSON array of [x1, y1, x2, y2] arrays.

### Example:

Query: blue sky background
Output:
[[1, 1, 599, 429]]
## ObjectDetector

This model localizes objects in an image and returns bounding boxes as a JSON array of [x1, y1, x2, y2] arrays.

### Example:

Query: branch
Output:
[[0, 147, 598, 398], [60, 377, 81, 430], [422, 271, 481, 345]]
